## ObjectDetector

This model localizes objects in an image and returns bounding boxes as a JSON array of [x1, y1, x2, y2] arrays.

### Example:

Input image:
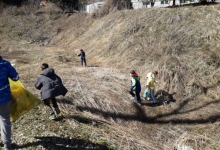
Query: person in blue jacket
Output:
[[78, 49, 87, 67], [129, 70, 142, 106], [0, 55, 19, 150]]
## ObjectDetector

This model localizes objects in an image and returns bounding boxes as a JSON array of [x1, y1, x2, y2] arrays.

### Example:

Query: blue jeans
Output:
[[143, 89, 157, 103]]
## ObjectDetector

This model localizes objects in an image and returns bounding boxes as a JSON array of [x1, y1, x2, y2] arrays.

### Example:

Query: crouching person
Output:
[[35, 63, 68, 120]]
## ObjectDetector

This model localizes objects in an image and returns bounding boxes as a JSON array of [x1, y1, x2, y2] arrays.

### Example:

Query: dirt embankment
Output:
[[0, 3, 220, 150]]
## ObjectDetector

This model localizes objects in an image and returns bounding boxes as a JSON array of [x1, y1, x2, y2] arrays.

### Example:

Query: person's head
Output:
[[153, 71, 158, 77], [41, 63, 49, 71], [130, 70, 136, 75], [80, 49, 84, 52]]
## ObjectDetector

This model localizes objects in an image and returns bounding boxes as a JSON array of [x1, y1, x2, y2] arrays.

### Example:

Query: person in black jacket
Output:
[[35, 63, 68, 120], [78, 49, 87, 67]]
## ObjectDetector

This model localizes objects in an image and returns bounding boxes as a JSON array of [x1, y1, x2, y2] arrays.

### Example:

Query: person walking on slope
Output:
[[0, 55, 19, 150], [129, 70, 142, 106], [78, 49, 87, 67], [35, 63, 68, 120], [143, 71, 159, 106]]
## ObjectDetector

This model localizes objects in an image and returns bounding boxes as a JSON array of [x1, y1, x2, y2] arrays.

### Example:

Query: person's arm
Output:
[[130, 78, 136, 91], [35, 76, 43, 90], [145, 79, 150, 88], [8, 64, 19, 81], [153, 79, 157, 87]]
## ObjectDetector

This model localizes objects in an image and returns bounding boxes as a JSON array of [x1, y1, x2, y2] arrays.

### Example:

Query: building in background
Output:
[[85, 0, 220, 13], [131, 0, 220, 9], [86, 0, 105, 13]]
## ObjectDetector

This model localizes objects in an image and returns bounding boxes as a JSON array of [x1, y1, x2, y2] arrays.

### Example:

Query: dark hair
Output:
[[130, 70, 136, 74], [153, 71, 158, 75], [80, 49, 84, 52], [41, 63, 49, 70]]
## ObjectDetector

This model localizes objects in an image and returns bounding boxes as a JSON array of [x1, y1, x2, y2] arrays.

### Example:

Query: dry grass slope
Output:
[[0, 2, 220, 150]]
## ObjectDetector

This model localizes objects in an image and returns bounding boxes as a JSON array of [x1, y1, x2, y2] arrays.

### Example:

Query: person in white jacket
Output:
[[143, 71, 159, 106]]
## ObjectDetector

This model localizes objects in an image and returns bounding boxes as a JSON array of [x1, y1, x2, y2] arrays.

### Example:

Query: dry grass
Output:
[[0, 2, 220, 150]]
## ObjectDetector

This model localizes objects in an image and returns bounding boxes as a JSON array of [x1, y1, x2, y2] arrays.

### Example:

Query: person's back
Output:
[[35, 68, 67, 100], [130, 74, 141, 92], [35, 64, 68, 120], [0, 56, 19, 104], [0, 55, 19, 150], [80, 51, 85, 59]]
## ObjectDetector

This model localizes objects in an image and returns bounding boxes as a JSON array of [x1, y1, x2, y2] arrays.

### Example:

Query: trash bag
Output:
[[9, 79, 41, 122]]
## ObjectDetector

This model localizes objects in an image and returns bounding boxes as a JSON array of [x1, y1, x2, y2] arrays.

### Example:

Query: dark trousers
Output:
[[81, 58, 87, 66], [43, 97, 58, 115], [129, 91, 141, 103]]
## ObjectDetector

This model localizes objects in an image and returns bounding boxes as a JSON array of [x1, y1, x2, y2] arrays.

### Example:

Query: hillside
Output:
[[0, 2, 220, 150]]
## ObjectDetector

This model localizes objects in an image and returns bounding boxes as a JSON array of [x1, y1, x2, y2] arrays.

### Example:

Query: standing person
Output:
[[143, 71, 159, 106], [129, 70, 142, 106], [78, 49, 87, 67], [35, 63, 68, 120], [0, 55, 19, 150]]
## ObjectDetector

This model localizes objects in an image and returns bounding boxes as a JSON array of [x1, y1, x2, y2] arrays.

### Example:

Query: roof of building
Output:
[[87, 0, 105, 4]]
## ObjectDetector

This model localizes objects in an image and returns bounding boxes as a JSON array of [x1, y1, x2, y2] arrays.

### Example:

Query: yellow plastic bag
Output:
[[9, 79, 41, 122]]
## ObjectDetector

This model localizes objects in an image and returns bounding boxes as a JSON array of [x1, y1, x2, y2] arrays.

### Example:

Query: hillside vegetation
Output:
[[0, 2, 220, 150]]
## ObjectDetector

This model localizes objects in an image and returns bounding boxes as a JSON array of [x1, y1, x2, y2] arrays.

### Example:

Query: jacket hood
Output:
[[131, 73, 138, 77], [146, 72, 156, 79], [40, 68, 55, 77]]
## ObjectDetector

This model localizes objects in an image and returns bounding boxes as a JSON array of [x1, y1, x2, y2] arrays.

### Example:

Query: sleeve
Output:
[[130, 78, 136, 91], [35, 76, 43, 90], [145, 79, 150, 88], [153, 79, 157, 86], [8, 64, 19, 81], [78, 53, 81, 56]]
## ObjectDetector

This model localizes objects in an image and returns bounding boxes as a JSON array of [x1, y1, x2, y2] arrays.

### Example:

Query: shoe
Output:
[[130, 96, 136, 100], [153, 103, 159, 107], [55, 108, 61, 115], [136, 102, 142, 106], [49, 114, 56, 120], [4, 144, 11, 150]]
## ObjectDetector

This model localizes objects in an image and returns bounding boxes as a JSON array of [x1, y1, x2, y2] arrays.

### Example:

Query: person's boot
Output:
[[55, 108, 61, 115], [4, 144, 11, 150], [130, 96, 137, 100]]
